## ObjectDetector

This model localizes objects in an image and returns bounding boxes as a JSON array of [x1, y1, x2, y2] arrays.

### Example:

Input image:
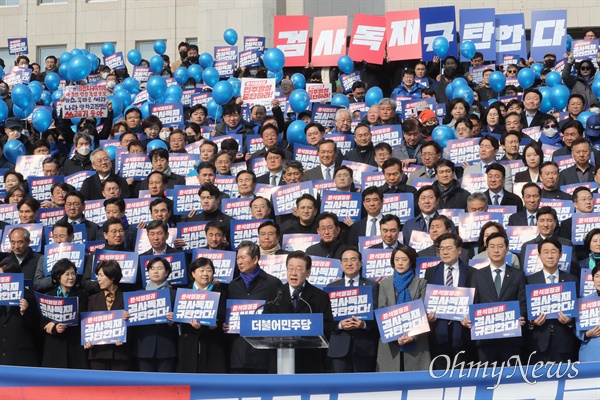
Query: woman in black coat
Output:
[[41, 259, 89, 369], [177, 257, 228, 373], [84, 260, 132, 370]]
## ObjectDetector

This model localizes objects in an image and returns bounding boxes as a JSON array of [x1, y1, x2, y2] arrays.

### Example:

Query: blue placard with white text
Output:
[[173, 288, 221, 325], [240, 313, 323, 337], [80, 310, 127, 345], [0, 273, 23, 306], [35, 293, 79, 326], [526, 281, 577, 320], [469, 301, 521, 340], [323, 285, 373, 321], [124, 290, 171, 326]]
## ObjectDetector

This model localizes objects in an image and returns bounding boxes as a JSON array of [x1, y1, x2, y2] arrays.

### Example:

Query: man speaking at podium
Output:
[[264, 251, 334, 373]]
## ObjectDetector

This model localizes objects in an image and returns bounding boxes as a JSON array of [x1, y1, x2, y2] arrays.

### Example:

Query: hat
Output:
[[4, 117, 23, 130], [585, 114, 600, 138], [419, 109, 437, 124], [310, 71, 322, 79], [543, 53, 556, 59]]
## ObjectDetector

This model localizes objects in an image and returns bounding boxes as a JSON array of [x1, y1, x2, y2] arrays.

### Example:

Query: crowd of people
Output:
[[1, 31, 600, 375]]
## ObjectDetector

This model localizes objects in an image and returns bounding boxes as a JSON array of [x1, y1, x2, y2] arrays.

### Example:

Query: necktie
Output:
[[424, 216, 430, 232], [548, 275, 556, 284], [370, 218, 377, 236], [529, 215, 535, 226], [428, 168, 435, 178], [493, 194, 499, 205], [494, 269, 502, 297], [292, 288, 301, 311], [270, 175, 277, 185], [446, 266, 453, 287], [325, 168, 332, 180], [348, 279, 354, 287]]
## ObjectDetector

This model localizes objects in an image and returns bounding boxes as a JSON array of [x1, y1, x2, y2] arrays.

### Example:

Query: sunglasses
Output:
[[544, 124, 557, 129], [580, 66, 591, 71], [507, 70, 518, 74]]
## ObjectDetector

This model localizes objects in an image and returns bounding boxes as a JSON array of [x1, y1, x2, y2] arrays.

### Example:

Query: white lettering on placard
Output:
[[278, 31, 308, 57], [389, 19, 420, 46], [313, 29, 346, 56], [463, 22, 494, 49], [496, 24, 525, 52], [352, 26, 386, 51], [532, 20, 566, 47], [424, 22, 454, 51]]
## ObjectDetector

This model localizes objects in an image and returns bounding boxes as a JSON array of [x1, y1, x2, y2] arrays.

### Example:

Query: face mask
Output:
[[179, 51, 188, 59], [542, 127, 558, 138], [249, 69, 258, 76], [77, 146, 91, 156], [107, 81, 116, 89], [101, 72, 109, 79], [159, 131, 170, 141], [544, 60, 556, 68], [590, 107, 600, 114], [0, 88, 8, 97], [186, 136, 196, 144], [187, 56, 198, 64], [425, 125, 437, 135]]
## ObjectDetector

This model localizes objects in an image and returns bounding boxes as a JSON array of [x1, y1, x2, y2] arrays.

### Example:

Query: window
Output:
[[135, 41, 156, 62], [39, 0, 67, 4], [37, 45, 66, 65], [87, 43, 112, 61], [0, 0, 19, 6], [186, 38, 198, 47]]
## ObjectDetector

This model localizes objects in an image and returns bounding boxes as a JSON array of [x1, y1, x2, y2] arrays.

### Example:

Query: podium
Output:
[[240, 313, 328, 374]]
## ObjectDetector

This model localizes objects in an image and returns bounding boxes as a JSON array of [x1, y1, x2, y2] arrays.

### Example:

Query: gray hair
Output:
[[90, 148, 109, 164], [237, 241, 260, 260], [282, 160, 304, 174], [378, 97, 397, 110], [73, 132, 92, 146], [467, 192, 488, 207], [9, 227, 30, 242], [335, 108, 351, 120]]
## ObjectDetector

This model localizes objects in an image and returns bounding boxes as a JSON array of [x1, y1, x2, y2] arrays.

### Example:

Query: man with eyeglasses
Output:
[[56, 191, 102, 242], [553, 119, 600, 162], [391, 68, 424, 100], [80, 148, 131, 200], [306, 212, 348, 259], [559, 187, 595, 261], [559, 137, 596, 186], [408, 141, 441, 184], [257, 221, 288, 255], [559, 94, 586, 130], [393, 119, 427, 168]]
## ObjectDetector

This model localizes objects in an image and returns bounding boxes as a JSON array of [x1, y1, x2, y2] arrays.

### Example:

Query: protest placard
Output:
[[214, 46, 238, 62], [103, 52, 125, 70], [176, 221, 208, 250], [312, 104, 339, 128], [370, 125, 403, 147], [272, 182, 313, 216], [0, 273, 23, 306], [139, 252, 188, 286], [80, 310, 126, 346], [416, 257, 441, 279], [226, 299, 265, 334], [469, 301, 521, 340], [27, 175, 63, 202], [44, 243, 86, 276], [132, 66, 152, 83], [172, 288, 220, 325], [150, 103, 184, 128], [62, 85, 107, 119], [523, 245, 572, 276], [577, 297, 600, 332], [94, 250, 139, 285], [124, 290, 171, 326], [191, 249, 236, 283], [281, 233, 320, 252], [382, 193, 414, 223], [229, 219, 267, 249], [308, 256, 342, 288], [172, 185, 201, 216], [362, 249, 393, 279], [527, 282, 577, 320], [259, 254, 288, 283], [444, 138, 480, 164], [320, 191, 362, 222], [375, 299, 430, 343], [306, 83, 333, 102], [424, 284, 475, 321], [7, 38, 28, 55], [324, 286, 374, 321], [36, 293, 79, 325], [241, 78, 276, 106]]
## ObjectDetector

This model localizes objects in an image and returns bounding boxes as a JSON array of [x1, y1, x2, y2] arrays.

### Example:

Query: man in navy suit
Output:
[[326, 247, 379, 372], [526, 238, 579, 363], [508, 183, 542, 226], [402, 185, 440, 244], [256, 148, 286, 186], [465, 232, 527, 364], [425, 233, 473, 369], [483, 163, 523, 211], [347, 186, 383, 247], [369, 215, 401, 249]]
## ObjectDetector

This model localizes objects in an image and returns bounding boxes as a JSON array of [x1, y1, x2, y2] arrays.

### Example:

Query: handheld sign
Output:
[[272, 182, 314, 216], [0, 204, 19, 226], [191, 249, 236, 284], [416, 257, 441, 279], [259, 254, 288, 284], [80, 310, 127, 346], [8, 38, 28, 55], [172, 288, 220, 325], [229, 219, 267, 250], [526, 282, 577, 320], [222, 198, 253, 221], [506, 226, 539, 253], [0, 273, 24, 306], [119, 154, 152, 181], [151, 103, 184, 129], [523, 245, 572, 276], [94, 250, 139, 285], [362, 249, 393, 279], [28, 175, 64, 202], [173, 185, 201, 216], [35, 293, 79, 326], [320, 190, 361, 222], [226, 299, 265, 334], [307, 256, 342, 288], [169, 153, 199, 177], [103, 52, 125, 70], [15, 155, 49, 179], [375, 299, 430, 343], [323, 286, 374, 321], [424, 284, 475, 321], [469, 301, 521, 340], [577, 297, 600, 332], [457, 212, 502, 243], [240, 78, 276, 106], [580, 268, 594, 297], [124, 290, 171, 326], [282, 233, 320, 252], [44, 243, 86, 276], [176, 221, 208, 250], [311, 105, 340, 128], [139, 252, 188, 286], [293, 144, 320, 171], [572, 213, 600, 245], [62, 85, 108, 119], [382, 193, 414, 223], [370, 125, 402, 147]]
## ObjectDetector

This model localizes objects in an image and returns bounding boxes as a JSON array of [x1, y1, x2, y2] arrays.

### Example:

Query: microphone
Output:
[[254, 290, 283, 314], [292, 288, 312, 313]]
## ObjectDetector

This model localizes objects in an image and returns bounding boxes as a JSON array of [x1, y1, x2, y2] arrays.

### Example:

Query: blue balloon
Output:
[[446, 83, 455, 102], [545, 71, 562, 88], [365, 87, 383, 107], [87, 54, 99, 72], [149, 55, 164, 74], [223, 29, 238, 46], [59, 52, 73, 65], [517, 68, 535, 89], [593, 79, 600, 99], [140, 101, 152, 119], [432, 37, 449, 58], [44, 72, 61, 92], [122, 77, 140, 94], [212, 81, 234, 105], [3, 139, 27, 164], [550, 85, 570, 110], [11, 84, 33, 109], [28, 81, 44, 103], [154, 40, 167, 55], [267, 70, 283, 85], [337, 56, 354, 74], [71, 48, 83, 57], [188, 64, 203, 83], [68, 55, 93, 81], [115, 89, 132, 107], [164, 96, 180, 104], [291, 73, 306, 90], [202, 67, 220, 88], [52, 90, 64, 105], [452, 85, 474, 106], [174, 67, 190, 85], [165, 85, 183, 100], [127, 49, 142, 66], [531, 63, 544, 78], [147, 139, 169, 153], [104, 145, 117, 161], [199, 53, 214, 69], [578, 111, 595, 126], [488, 71, 507, 93], [40, 91, 52, 107], [0, 100, 8, 122], [460, 41, 476, 60], [331, 94, 350, 109], [32, 107, 52, 132], [263, 48, 285, 72], [101, 42, 115, 57], [453, 77, 468, 88], [566, 35, 573, 52], [287, 120, 308, 145], [146, 76, 168, 100], [538, 87, 553, 113], [206, 99, 222, 120], [107, 95, 123, 116], [228, 77, 241, 97], [289, 89, 310, 113], [431, 125, 455, 148], [59, 63, 70, 81], [80, 49, 89, 57], [12, 102, 34, 119]]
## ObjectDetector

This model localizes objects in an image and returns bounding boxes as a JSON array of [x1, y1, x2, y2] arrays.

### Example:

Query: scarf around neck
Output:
[[393, 268, 414, 305], [146, 280, 169, 291], [240, 266, 261, 290]]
